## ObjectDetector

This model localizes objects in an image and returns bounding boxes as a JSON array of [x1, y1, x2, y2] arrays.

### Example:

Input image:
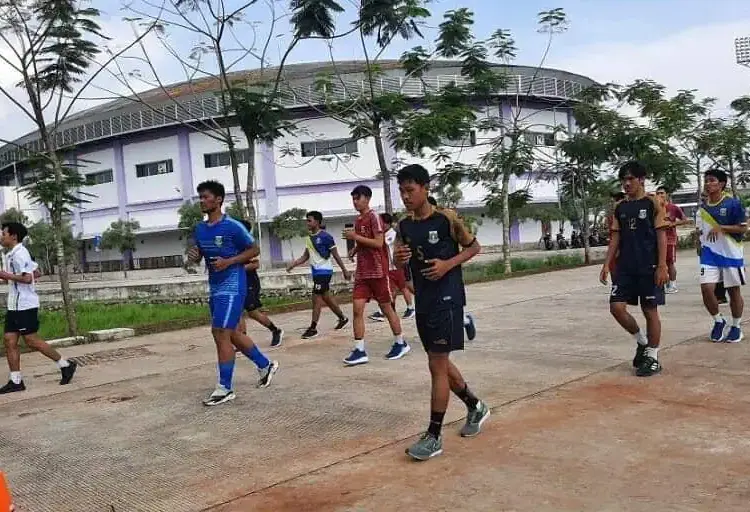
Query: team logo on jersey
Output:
[[214, 236, 223, 247], [638, 209, 647, 219], [428, 231, 439, 244], [720, 207, 727, 216]]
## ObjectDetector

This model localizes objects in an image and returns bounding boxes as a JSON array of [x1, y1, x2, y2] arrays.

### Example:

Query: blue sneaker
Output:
[[465, 313, 476, 341], [725, 326, 743, 343], [710, 319, 727, 342], [385, 342, 411, 360], [343, 348, 369, 366]]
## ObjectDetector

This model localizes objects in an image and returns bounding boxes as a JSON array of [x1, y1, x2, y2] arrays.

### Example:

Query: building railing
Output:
[[0, 72, 587, 168]]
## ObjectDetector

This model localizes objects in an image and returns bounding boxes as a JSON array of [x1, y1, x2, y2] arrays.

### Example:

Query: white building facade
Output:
[[0, 61, 596, 270]]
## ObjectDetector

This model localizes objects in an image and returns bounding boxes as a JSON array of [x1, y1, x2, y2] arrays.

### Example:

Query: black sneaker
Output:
[[258, 360, 279, 388], [334, 317, 349, 330], [60, 361, 77, 385], [632, 344, 647, 368], [0, 380, 25, 394], [271, 329, 284, 347], [301, 327, 318, 339], [636, 356, 662, 377]]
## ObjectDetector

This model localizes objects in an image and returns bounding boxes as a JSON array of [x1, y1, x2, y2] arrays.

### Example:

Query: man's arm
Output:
[[0, 271, 32, 284], [287, 248, 310, 271], [229, 245, 260, 266], [444, 211, 481, 269], [351, 232, 384, 249], [330, 247, 348, 272], [245, 258, 260, 271]]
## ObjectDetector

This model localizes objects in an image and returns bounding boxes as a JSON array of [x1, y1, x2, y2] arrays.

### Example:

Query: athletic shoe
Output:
[[301, 327, 318, 339], [717, 295, 728, 305], [60, 361, 77, 385], [203, 386, 236, 406], [385, 342, 411, 360], [710, 319, 727, 342], [369, 311, 386, 322], [665, 283, 678, 294], [633, 343, 647, 368], [0, 380, 25, 394], [636, 357, 662, 377], [402, 308, 415, 319], [460, 401, 490, 437], [406, 432, 443, 461], [343, 348, 369, 366], [270, 329, 284, 347], [465, 313, 477, 341], [258, 360, 279, 388], [334, 316, 349, 330], [725, 326, 743, 343]]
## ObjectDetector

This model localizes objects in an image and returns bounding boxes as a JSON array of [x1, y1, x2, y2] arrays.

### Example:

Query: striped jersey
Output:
[[697, 195, 746, 268], [194, 215, 255, 296], [305, 230, 336, 276]]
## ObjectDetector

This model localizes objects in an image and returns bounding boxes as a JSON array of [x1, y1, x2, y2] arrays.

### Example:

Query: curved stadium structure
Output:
[[0, 60, 595, 270]]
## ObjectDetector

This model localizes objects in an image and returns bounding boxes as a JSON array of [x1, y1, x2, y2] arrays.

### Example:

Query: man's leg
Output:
[[303, 294, 324, 339], [230, 329, 279, 388], [723, 267, 745, 342], [204, 327, 238, 406], [666, 245, 678, 293], [406, 352, 449, 460], [247, 309, 283, 347], [344, 290, 370, 365], [637, 305, 663, 376], [610, 275, 648, 368], [700, 265, 728, 341], [22, 333, 77, 385], [0, 332, 24, 393], [377, 277, 410, 360], [402, 286, 415, 318], [321, 292, 348, 325]]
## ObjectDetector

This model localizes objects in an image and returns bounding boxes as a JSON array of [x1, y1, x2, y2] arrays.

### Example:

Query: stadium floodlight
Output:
[[735, 36, 750, 67]]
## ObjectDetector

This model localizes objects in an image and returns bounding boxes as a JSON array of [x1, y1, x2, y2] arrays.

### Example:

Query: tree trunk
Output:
[[729, 159, 737, 197], [227, 136, 246, 218], [244, 137, 258, 224], [581, 194, 591, 264], [373, 120, 393, 213], [122, 252, 128, 279], [50, 159, 77, 336], [694, 157, 703, 209], [501, 171, 512, 274]]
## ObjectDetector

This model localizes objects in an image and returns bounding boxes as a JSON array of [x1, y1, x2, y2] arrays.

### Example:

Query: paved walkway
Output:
[[2, 252, 748, 511]]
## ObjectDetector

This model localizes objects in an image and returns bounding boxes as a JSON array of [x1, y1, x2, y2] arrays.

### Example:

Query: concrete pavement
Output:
[[2, 251, 748, 511]]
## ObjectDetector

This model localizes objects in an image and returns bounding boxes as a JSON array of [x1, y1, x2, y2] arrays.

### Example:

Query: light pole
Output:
[[734, 36, 750, 67]]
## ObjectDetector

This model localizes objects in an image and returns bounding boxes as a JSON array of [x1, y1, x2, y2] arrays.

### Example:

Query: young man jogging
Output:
[[600, 161, 669, 377], [0, 222, 77, 393], [696, 168, 747, 343], [394, 164, 489, 461], [369, 212, 416, 322], [287, 211, 350, 339], [236, 220, 284, 347], [188, 180, 279, 406], [343, 185, 409, 365], [655, 186, 688, 293]]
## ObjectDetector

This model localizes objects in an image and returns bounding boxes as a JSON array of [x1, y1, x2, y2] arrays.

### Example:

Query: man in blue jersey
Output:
[[697, 168, 747, 343], [286, 211, 351, 339], [187, 180, 279, 406]]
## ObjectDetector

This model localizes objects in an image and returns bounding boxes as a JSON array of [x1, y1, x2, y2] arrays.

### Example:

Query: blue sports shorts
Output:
[[209, 293, 245, 329]]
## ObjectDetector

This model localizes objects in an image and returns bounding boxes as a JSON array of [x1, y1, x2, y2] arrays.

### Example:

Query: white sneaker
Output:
[[665, 283, 678, 294], [202, 386, 236, 406]]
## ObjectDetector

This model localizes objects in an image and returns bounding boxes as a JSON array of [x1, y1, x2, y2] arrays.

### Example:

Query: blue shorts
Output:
[[209, 293, 245, 329]]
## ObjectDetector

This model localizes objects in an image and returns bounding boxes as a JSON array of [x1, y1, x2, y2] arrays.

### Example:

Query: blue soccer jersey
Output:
[[698, 195, 746, 268], [305, 230, 336, 277], [194, 215, 255, 296]]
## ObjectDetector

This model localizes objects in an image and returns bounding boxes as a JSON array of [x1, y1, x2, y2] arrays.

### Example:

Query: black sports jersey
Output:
[[246, 265, 261, 291], [398, 207, 475, 313], [612, 195, 668, 276]]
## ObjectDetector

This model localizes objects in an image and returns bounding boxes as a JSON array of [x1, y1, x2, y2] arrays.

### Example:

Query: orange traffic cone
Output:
[[0, 471, 12, 511]]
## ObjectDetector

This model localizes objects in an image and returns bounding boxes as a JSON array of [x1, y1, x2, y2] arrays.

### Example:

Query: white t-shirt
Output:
[[384, 227, 397, 271], [4, 244, 40, 311]]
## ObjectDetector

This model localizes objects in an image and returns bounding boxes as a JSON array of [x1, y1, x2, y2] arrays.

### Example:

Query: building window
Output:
[[85, 169, 114, 186], [136, 159, 173, 178], [300, 138, 358, 157], [204, 149, 251, 168], [443, 130, 477, 148], [523, 131, 555, 147]]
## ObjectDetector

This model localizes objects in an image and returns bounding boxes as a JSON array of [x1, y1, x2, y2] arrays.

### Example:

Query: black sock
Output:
[[428, 411, 445, 437], [267, 322, 279, 333], [310, 321, 318, 330], [455, 384, 479, 410]]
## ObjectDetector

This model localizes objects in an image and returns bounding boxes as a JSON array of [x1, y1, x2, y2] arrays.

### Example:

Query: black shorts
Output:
[[610, 273, 665, 308], [244, 285, 262, 312], [5, 308, 40, 335], [415, 307, 464, 354], [312, 274, 332, 295]]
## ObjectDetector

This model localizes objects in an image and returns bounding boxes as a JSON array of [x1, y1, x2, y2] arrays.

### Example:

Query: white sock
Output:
[[354, 339, 365, 352], [633, 330, 648, 346], [10, 371, 22, 384], [464, 314, 471, 326], [406, 302, 413, 309], [732, 317, 742, 327], [645, 346, 659, 360], [713, 314, 724, 323], [394, 333, 405, 346], [56, 358, 70, 369]]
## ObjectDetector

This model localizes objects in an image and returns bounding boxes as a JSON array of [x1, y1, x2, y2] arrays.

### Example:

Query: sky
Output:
[[2, 0, 750, 141]]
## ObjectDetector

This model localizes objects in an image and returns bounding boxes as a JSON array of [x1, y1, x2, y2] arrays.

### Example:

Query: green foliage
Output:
[[177, 201, 203, 245], [462, 253, 584, 283], [269, 208, 308, 241], [290, 0, 345, 39], [26, 220, 77, 274], [0, 208, 30, 225], [102, 219, 141, 264]]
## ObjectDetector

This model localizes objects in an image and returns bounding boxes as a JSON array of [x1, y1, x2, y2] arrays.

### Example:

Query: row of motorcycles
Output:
[[541, 230, 609, 251]]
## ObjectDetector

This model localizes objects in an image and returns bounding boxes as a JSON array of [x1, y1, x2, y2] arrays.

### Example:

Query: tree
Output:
[[177, 200, 203, 249], [0, 0, 153, 335], [26, 220, 77, 275], [0, 208, 29, 225], [269, 208, 308, 260], [102, 219, 141, 278]]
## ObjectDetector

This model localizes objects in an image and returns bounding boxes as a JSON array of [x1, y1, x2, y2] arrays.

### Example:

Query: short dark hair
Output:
[[397, 164, 430, 186], [2, 222, 27, 242], [380, 212, 393, 225], [306, 210, 323, 224], [611, 192, 626, 201], [351, 185, 372, 198], [705, 168, 728, 186], [427, 196, 438, 206], [618, 161, 647, 180], [656, 186, 667, 193], [197, 180, 225, 201]]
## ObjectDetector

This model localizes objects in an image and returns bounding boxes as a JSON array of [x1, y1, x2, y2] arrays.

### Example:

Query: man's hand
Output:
[[0, 271, 11, 281], [285, 262, 295, 273], [343, 269, 352, 281], [422, 258, 451, 281], [599, 265, 609, 286], [707, 226, 724, 242], [394, 244, 412, 267], [342, 227, 356, 241], [211, 256, 231, 272], [655, 264, 669, 287], [187, 246, 201, 264]]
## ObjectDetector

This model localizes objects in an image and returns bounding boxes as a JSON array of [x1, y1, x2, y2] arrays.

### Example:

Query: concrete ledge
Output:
[[48, 336, 87, 348], [88, 328, 135, 342]]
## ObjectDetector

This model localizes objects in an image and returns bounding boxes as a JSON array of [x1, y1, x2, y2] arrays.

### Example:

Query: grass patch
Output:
[[463, 253, 585, 283]]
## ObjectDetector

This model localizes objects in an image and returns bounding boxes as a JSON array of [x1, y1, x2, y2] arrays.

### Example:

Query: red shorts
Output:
[[353, 277, 392, 304], [389, 269, 407, 291], [666, 244, 676, 265]]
